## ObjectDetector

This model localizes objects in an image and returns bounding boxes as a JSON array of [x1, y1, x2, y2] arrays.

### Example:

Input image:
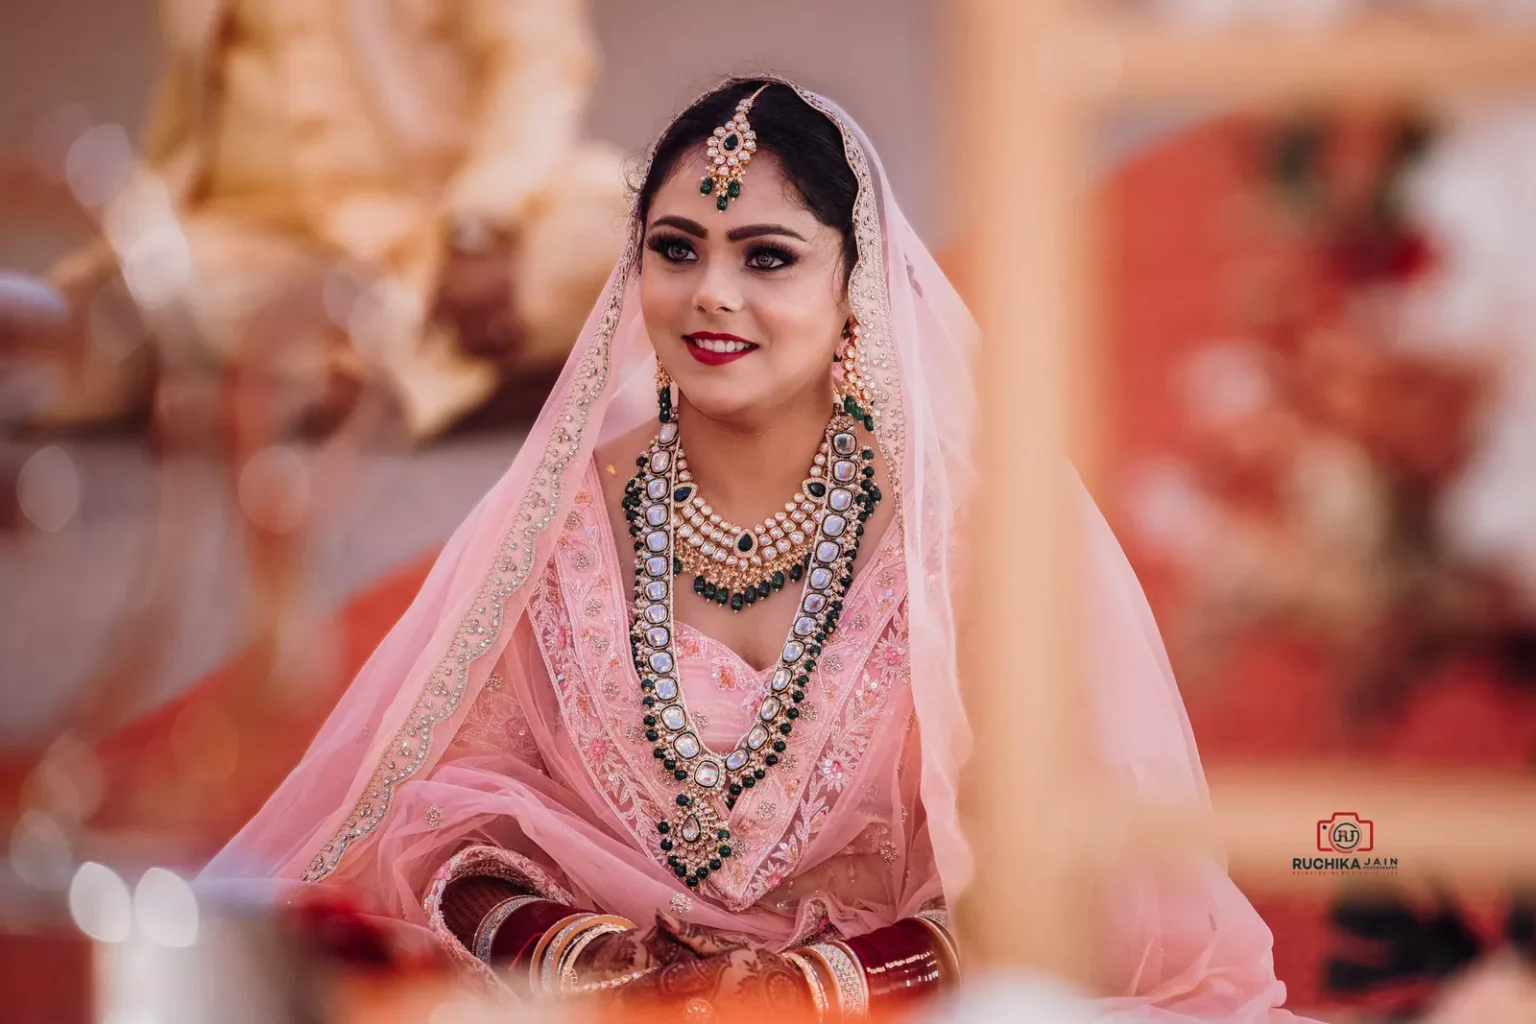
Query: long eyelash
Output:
[[745, 243, 798, 269], [645, 232, 695, 261]]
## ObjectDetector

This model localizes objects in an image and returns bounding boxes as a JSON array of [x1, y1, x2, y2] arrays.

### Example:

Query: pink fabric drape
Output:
[[202, 78, 1313, 1021]]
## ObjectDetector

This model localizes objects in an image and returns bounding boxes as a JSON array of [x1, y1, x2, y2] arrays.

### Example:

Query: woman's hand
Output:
[[574, 918, 700, 985], [611, 945, 813, 1017]]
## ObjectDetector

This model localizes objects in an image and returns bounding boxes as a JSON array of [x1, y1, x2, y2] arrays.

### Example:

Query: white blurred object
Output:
[[1156, 0, 1352, 29], [69, 861, 133, 943], [1420, 953, 1536, 1024], [134, 868, 201, 948], [919, 973, 1151, 1023], [1155, 0, 1536, 26], [17, 444, 82, 533], [0, 270, 69, 322], [1401, 106, 1536, 608], [1179, 338, 1276, 427]]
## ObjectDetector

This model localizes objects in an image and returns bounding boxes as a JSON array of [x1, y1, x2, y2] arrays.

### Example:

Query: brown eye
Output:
[[646, 234, 698, 263], [745, 244, 795, 271]]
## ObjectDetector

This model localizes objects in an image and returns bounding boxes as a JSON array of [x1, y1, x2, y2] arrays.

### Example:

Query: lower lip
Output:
[[684, 337, 758, 366]]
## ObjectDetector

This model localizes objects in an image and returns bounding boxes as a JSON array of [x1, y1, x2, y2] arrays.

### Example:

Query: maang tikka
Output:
[[699, 85, 769, 213]]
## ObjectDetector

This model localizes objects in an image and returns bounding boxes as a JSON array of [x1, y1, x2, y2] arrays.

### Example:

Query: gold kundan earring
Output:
[[836, 316, 876, 430], [699, 85, 770, 213], [656, 361, 674, 424]]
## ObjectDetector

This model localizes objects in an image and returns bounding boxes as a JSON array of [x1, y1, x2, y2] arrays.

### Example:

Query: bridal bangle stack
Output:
[[528, 912, 638, 995]]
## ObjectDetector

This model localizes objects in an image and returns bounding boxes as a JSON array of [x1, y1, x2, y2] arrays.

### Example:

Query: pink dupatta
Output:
[[202, 79, 1309, 1021]]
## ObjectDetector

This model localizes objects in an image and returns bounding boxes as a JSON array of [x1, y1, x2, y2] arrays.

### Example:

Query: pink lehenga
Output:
[[203, 80, 1310, 1021]]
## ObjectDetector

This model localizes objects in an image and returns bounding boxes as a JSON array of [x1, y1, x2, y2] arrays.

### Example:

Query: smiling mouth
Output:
[[685, 334, 758, 354], [683, 333, 759, 366]]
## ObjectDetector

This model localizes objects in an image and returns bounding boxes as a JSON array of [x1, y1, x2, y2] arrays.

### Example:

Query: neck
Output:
[[675, 389, 833, 523]]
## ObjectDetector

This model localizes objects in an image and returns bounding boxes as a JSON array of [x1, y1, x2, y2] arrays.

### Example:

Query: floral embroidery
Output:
[[483, 671, 504, 693], [819, 758, 848, 789], [565, 510, 585, 532], [670, 893, 696, 915], [535, 461, 912, 912], [424, 805, 442, 828], [713, 662, 742, 691], [585, 597, 604, 618]]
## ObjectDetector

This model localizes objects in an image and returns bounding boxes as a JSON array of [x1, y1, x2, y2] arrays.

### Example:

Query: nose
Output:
[[692, 258, 743, 316]]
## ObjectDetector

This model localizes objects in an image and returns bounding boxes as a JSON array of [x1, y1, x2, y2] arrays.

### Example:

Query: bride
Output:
[[204, 78, 1310, 1021]]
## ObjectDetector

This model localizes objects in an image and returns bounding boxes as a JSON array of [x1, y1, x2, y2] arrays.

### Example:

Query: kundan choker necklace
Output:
[[670, 435, 844, 611], [621, 409, 882, 888]]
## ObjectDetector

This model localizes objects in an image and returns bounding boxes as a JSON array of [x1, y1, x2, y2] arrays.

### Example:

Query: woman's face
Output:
[[640, 150, 850, 428]]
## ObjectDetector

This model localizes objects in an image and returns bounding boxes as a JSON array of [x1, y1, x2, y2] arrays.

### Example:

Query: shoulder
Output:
[[592, 420, 657, 518]]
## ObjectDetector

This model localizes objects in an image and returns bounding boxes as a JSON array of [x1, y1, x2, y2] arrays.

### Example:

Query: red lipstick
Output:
[[684, 332, 759, 367]]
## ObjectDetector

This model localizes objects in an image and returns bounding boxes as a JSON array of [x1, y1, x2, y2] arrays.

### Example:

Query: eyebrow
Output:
[[650, 215, 808, 243]]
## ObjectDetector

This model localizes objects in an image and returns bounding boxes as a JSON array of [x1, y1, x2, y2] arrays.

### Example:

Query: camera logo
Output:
[[1317, 812, 1374, 854]]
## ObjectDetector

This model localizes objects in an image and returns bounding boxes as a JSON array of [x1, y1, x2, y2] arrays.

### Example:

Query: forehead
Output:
[[647, 150, 829, 233]]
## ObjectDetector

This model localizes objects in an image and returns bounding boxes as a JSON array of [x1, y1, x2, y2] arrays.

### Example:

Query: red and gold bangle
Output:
[[471, 895, 542, 963], [493, 899, 581, 970], [803, 941, 869, 1019], [783, 950, 830, 1022], [909, 913, 961, 983], [558, 916, 636, 993], [532, 913, 637, 995], [844, 919, 946, 1010], [529, 913, 593, 992]]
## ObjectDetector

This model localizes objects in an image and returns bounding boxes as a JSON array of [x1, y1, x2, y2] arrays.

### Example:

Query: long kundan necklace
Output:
[[621, 406, 881, 887]]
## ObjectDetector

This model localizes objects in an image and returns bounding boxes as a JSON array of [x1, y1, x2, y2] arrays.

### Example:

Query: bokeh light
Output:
[[237, 445, 311, 534], [133, 868, 200, 948], [8, 810, 75, 891], [68, 861, 133, 943], [17, 444, 82, 533], [64, 123, 135, 208]]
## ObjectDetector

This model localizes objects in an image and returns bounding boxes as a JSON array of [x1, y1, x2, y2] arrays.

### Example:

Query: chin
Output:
[[670, 371, 765, 422], [678, 388, 765, 425]]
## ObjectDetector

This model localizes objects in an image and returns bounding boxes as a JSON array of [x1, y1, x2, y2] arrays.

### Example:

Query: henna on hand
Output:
[[574, 917, 700, 986], [613, 946, 813, 1015], [656, 912, 758, 957]]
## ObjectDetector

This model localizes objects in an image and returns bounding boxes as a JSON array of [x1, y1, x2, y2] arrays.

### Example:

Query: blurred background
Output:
[[1, 1, 1534, 1021]]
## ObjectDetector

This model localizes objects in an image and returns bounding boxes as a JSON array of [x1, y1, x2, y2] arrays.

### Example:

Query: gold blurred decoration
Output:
[[953, 0, 1536, 995]]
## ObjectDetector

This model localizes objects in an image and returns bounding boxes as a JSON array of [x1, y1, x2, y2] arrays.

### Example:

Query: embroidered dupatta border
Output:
[[301, 79, 906, 884]]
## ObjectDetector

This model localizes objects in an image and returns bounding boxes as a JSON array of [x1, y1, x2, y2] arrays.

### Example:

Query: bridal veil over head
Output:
[[204, 78, 1301, 1021]]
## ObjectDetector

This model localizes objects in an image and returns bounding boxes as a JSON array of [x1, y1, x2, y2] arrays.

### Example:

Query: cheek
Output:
[[639, 267, 687, 330], [756, 280, 843, 373]]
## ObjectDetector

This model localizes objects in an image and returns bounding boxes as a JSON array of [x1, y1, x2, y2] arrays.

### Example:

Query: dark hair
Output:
[[636, 80, 859, 281]]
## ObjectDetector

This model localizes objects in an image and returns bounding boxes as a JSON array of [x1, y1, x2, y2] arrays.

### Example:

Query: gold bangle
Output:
[[804, 941, 869, 1019], [471, 895, 542, 963], [567, 965, 655, 995], [783, 951, 829, 1022], [558, 919, 633, 993], [909, 914, 962, 984], [530, 913, 593, 993]]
